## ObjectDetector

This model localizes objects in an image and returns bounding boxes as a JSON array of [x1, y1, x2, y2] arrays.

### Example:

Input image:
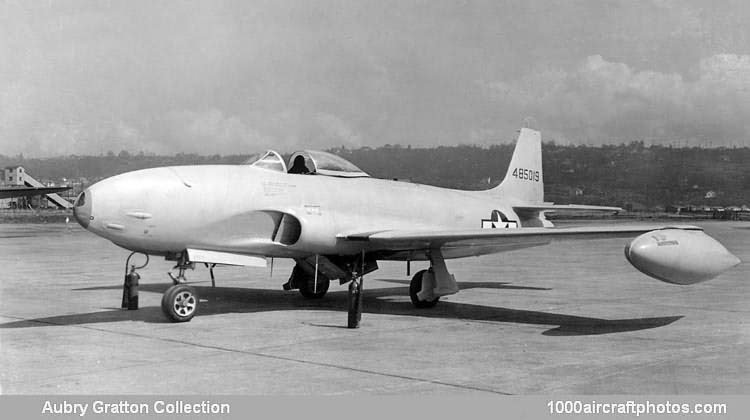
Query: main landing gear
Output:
[[343, 249, 458, 327], [282, 250, 457, 327], [409, 269, 440, 308], [284, 254, 370, 328], [283, 265, 330, 299], [408, 249, 458, 309]]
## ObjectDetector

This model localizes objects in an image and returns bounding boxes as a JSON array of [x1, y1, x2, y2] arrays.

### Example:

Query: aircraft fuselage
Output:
[[75, 165, 524, 260]]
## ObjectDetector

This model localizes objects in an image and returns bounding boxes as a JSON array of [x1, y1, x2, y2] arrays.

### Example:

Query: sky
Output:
[[2, 0, 750, 157]]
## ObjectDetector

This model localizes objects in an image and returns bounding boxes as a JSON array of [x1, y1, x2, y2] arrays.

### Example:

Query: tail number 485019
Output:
[[512, 168, 540, 182]]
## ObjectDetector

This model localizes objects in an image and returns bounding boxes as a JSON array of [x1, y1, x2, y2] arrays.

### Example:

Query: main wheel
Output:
[[161, 284, 198, 322], [409, 269, 439, 308], [298, 274, 330, 299]]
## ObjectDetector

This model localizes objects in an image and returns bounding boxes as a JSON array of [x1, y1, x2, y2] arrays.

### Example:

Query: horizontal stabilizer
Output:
[[514, 204, 623, 213], [186, 248, 267, 267]]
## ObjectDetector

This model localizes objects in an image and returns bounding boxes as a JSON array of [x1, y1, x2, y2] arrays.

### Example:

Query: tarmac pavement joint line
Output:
[[0, 313, 513, 395]]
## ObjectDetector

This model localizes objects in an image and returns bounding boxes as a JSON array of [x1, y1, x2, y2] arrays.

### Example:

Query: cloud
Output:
[[698, 54, 750, 89], [481, 54, 750, 146], [157, 109, 273, 155], [3, 1, 750, 156], [314, 113, 363, 148]]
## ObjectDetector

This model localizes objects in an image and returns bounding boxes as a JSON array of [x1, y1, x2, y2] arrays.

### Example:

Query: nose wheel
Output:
[[161, 284, 198, 322]]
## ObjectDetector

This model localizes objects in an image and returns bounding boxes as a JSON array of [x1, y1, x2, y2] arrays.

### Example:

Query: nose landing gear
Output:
[[161, 284, 198, 322], [168, 256, 195, 284], [163, 252, 198, 322]]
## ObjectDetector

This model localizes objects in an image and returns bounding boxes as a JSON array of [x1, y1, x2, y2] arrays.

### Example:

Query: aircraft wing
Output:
[[0, 186, 71, 199], [340, 224, 702, 252]]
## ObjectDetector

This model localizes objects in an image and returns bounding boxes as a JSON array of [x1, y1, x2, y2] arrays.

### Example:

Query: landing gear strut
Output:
[[168, 253, 195, 284], [162, 251, 198, 322]]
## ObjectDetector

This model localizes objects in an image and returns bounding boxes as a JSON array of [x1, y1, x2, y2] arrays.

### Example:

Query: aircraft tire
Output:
[[161, 284, 198, 322], [298, 274, 330, 299], [409, 269, 439, 308]]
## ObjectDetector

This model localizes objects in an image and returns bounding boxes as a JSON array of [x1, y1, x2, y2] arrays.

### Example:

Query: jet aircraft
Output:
[[73, 128, 741, 327]]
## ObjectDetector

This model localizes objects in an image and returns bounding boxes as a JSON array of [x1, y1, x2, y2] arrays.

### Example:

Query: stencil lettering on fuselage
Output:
[[262, 181, 296, 196], [304, 205, 321, 215], [481, 210, 518, 229]]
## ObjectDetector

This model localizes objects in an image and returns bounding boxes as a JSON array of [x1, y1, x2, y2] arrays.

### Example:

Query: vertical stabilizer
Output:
[[488, 128, 543, 203]]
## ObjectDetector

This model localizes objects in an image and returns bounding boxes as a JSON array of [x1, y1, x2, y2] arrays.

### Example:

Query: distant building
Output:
[[1, 166, 72, 209], [3, 166, 26, 186], [1, 167, 25, 208]]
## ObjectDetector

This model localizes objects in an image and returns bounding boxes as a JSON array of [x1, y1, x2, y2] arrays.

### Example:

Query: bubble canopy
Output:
[[245, 150, 369, 178]]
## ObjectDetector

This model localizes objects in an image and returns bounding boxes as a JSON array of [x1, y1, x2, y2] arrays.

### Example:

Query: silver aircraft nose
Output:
[[73, 189, 92, 229]]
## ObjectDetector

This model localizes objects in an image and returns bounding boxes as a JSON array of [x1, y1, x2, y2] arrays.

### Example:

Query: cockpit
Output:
[[244, 150, 369, 178]]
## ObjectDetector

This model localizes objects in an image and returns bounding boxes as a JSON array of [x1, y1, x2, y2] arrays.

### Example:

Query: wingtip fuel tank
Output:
[[625, 229, 741, 285]]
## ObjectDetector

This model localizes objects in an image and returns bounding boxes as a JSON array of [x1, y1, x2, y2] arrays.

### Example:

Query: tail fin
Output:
[[488, 128, 543, 203]]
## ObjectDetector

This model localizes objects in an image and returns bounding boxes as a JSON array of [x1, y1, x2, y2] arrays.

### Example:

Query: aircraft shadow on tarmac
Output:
[[0, 280, 683, 336]]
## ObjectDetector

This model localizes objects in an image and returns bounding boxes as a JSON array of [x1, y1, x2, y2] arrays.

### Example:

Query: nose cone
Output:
[[73, 190, 92, 229], [625, 229, 741, 285]]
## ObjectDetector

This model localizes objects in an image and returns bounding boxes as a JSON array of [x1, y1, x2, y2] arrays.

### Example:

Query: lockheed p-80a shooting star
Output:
[[73, 128, 741, 327]]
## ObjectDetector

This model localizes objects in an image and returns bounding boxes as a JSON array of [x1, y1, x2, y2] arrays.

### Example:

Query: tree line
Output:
[[1, 142, 748, 209]]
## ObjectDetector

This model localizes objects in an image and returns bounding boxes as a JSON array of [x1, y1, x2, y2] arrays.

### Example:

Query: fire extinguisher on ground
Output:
[[122, 265, 140, 310]]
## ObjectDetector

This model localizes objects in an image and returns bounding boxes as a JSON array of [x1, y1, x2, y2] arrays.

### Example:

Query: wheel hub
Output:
[[174, 292, 195, 315]]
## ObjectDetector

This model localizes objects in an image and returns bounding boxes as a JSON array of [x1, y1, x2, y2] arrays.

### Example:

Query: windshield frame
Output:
[[243, 150, 287, 172]]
